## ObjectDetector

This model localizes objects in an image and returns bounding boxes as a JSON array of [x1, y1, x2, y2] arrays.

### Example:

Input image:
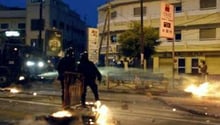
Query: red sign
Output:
[[159, 2, 174, 39]]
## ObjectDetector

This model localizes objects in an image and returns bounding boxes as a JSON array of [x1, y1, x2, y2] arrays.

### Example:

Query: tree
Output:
[[118, 22, 160, 60]]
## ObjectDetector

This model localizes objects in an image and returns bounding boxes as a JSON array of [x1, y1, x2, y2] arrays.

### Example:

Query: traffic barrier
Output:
[[105, 71, 164, 90], [63, 72, 83, 108]]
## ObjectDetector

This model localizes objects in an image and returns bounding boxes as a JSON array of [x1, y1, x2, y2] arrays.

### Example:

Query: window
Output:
[[59, 22, 64, 29], [133, 7, 146, 17], [110, 34, 117, 43], [31, 19, 44, 31], [18, 23, 25, 29], [111, 11, 117, 19], [173, 3, 182, 13], [31, 39, 43, 51], [0, 23, 9, 29], [175, 30, 181, 42], [200, 0, 216, 9], [52, 20, 57, 27], [178, 58, 185, 74], [191, 58, 199, 74], [200, 28, 216, 40]]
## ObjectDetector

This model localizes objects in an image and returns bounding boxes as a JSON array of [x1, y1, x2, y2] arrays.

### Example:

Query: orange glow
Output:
[[89, 101, 111, 125], [96, 105, 109, 125], [184, 81, 220, 98], [185, 82, 209, 97], [7, 88, 21, 94], [51, 110, 72, 118], [184, 82, 209, 97]]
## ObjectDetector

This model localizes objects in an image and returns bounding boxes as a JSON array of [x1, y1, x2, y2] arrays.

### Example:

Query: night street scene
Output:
[[0, 0, 220, 125]]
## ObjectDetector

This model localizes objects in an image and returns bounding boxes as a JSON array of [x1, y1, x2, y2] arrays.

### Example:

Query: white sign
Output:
[[159, 2, 174, 39], [87, 28, 99, 64]]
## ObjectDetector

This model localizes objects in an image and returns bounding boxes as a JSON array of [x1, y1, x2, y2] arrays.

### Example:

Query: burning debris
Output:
[[184, 81, 220, 98], [0, 87, 21, 94], [46, 110, 77, 125], [51, 110, 73, 118], [40, 101, 113, 125], [184, 82, 209, 97]]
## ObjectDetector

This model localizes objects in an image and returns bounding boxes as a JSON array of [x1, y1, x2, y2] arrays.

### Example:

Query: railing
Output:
[[103, 70, 166, 90]]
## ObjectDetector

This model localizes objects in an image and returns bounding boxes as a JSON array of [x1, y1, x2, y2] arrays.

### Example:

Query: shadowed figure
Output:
[[77, 52, 102, 107]]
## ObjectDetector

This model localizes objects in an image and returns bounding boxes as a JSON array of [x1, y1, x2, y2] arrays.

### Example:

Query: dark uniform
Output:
[[78, 52, 102, 106], [57, 47, 76, 105]]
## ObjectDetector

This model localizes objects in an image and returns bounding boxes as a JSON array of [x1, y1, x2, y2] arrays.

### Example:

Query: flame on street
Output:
[[184, 82, 220, 97], [97, 105, 109, 125], [92, 101, 112, 125], [10, 88, 21, 93], [51, 110, 72, 118], [1, 87, 21, 94]]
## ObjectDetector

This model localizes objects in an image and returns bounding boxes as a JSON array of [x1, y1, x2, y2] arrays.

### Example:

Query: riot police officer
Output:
[[77, 51, 102, 107], [57, 47, 76, 106]]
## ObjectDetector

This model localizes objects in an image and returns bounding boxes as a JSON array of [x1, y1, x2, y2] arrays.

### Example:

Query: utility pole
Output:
[[140, 0, 144, 68], [98, 1, 111, 66], [105, 3, 111, 66], [98, 12, 108, 63], [39, 0, 43, 55]]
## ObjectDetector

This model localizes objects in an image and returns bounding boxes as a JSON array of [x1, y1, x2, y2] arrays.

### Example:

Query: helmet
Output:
[[80, 51, 88, 61], [65, 47, 74, 57]]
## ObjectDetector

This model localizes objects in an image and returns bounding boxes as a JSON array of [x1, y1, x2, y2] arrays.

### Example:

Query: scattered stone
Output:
[[121, 103, 128, 110]]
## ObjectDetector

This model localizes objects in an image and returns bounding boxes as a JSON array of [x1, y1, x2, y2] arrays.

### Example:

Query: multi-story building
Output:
[[0, 0, 87, 57], [0, 5, 26, 43], [98, 0, 220, 77], [26, 0, 87, 56]]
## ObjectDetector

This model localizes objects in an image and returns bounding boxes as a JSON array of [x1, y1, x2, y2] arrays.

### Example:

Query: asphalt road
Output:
[[0, 82, 220, 125]]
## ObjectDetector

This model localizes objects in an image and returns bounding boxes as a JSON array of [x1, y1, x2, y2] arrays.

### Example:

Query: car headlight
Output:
[[38, 61, 44, 68], [26, 61, 35, 67], [19, 76, 25, 81]]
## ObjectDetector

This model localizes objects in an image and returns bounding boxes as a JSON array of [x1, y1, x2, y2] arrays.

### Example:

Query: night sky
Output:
[[0, 0, 107, 27]]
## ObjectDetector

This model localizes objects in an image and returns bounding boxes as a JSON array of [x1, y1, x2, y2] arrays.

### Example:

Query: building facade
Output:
[[0, 5, 26, 43], [98, 0, 220, 77], [26, 0, 87, 56], [0, 0, 87, 57]]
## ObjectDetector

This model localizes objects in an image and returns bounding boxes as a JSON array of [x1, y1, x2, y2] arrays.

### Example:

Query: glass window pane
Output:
[[200, 0, 216, 9], [178, 58, 185, 67], [200, 28, 216, 40], [133, 7, 146, 16]]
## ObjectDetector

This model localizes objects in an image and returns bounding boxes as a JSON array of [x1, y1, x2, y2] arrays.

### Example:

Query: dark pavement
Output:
[[13, 79, 220, 120], [98, 82, 220, 119]]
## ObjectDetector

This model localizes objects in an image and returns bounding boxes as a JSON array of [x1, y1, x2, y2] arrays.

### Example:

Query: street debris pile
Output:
[[34, 101, 116, 125]]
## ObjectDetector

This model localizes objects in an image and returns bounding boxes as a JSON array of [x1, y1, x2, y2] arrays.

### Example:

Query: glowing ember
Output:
[[95, 100, 101, 108], [184, 82, 209, 97], [51, 110, 72, 118], [172, 108, 176, 112], [9, 88, 20, 94], [87, 101, 111, 125], [96, 105, 109, 125], [33, 92, 37, 96]]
